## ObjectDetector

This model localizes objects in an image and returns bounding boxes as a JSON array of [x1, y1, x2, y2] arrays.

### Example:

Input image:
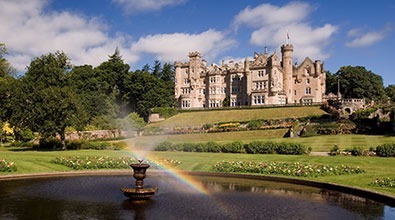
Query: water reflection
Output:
[[0, 174, 393, 220]]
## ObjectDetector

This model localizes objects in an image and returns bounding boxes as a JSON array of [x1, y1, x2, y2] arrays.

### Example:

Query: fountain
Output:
[[120, 159, 157, 200]]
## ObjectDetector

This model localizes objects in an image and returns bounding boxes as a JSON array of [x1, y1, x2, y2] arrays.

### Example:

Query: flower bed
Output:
[[212, 161, 365, 177], [370, 177, 395, 188], [51, 156, 181, 170], [0, 159, 17, 172]]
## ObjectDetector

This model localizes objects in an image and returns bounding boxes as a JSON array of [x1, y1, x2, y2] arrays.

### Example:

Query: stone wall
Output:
[[65, 130, 137, 140]]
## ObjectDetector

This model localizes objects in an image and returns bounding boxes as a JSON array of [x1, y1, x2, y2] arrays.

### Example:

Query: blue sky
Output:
[[1, 0, 394, 85]]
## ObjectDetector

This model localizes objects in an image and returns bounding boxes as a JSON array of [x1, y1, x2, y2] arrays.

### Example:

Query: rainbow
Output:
[[123, 149, 238, 217], [123, 149, 209, 195]]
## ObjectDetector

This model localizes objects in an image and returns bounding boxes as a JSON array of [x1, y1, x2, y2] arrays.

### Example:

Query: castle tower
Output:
[[188, 51, 201, 80], [281, 44, 294, 103]]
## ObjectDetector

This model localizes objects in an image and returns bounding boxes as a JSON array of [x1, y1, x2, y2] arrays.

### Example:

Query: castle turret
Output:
[[174, 61, 183, 99], [281, 44, 294, 103]]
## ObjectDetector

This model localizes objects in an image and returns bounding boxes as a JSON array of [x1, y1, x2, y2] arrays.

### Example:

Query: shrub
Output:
[[376, 144, 395, 157], [194, 143, 205, 152], [37, 137, 63, 150], [221, 141, 245, 153], [244, 141, 276, 154], [155, 141, 173, 151], [153, 140, 307, 155], [275, 143, 306, 155], [150, 107, 178, 119], [14, 128, 35, 142], [205, 141, 221, 153], [329, 145, 340, 156], [65, 141, 120, 150], [349, 146, 364, 156]]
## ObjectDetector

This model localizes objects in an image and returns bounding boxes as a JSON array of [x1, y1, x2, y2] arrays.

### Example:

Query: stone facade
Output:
[[174, 44, 326, 109]]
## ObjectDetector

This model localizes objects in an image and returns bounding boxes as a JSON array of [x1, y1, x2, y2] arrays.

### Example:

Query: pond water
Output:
[[0, 173, 394, 220]]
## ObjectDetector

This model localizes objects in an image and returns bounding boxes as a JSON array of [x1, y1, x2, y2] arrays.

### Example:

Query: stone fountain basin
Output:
[[0, 171, 394, 220]]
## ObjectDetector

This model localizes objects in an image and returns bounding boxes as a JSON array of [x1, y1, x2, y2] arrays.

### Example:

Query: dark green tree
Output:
[[385, 85, 395, 103], [95, 48, 131, 117], [335, 66, 386, 101], [152, 60, 162, 78], [325, 70, 338, 95], [10, 51, 83, 149], [68, 65, 117, 125], [126, 70, 170, 120]]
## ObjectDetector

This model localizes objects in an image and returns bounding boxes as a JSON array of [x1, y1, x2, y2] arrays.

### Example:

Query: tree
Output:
[[335, 66, 386, 101], [126, 70, 170, 120], [95, 48, 131, 117], [11, 51, 83, 149], [124, 112, 146, 136], [68, 65, 117, 124], [385, 85, 395, 103], [0, 43, 15, 77], [325, 71, 338, 95]]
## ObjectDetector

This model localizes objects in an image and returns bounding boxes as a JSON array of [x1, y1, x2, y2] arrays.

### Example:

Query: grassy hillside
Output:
[[149, 106, 326, 127]]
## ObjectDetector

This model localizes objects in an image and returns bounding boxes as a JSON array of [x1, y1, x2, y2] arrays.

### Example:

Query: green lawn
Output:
[[149, 106, 326, 127], [1, 147, 395, 197], [128, 132, 395, 152]]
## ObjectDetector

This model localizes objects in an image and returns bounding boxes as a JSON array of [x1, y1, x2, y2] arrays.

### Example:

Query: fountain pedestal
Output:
[[121, 162, 157, 200]]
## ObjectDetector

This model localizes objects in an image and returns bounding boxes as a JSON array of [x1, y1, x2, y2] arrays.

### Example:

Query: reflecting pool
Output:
[[0, 173, 394, 220]]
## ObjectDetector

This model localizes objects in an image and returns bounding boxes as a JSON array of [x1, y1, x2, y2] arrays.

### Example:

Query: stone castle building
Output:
[[174, 44, 326, 109]]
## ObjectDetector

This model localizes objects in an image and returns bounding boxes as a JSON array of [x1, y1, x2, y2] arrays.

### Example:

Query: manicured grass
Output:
[[149, 106, 326, 127], [129, 132, 395, 152], [1, 148, 395, 196], [0, 149, 135, 175], [149, 151, 395, 196]]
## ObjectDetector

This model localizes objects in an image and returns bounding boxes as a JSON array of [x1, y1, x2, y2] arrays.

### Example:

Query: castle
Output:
[[174, 44, 326, 109]]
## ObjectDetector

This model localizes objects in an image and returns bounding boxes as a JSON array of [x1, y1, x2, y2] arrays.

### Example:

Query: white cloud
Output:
[[0, 0, 138, 72], [232, 2, 337, 61], [233, 2, 310, 30], [130, 29, 237, 63], [112, 0, 186, 13], [346, 28, 387, 48]]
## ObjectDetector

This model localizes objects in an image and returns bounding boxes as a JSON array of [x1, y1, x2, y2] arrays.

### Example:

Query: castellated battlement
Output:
[[188, 51, 201, 58]]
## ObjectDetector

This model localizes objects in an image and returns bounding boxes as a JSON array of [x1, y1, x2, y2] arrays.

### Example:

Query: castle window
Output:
[[210, 77, 216, 83], [181, 88, 191, 94], [306, 78, 310, 84], [231, 99, 237, 107], [185, 69, 188, 74], [253, 95, 264, 105], [258, 70, 265, 78], [184, 78, 188, 85], [182, 100, 190, 108], [305, 87, 311, 95]]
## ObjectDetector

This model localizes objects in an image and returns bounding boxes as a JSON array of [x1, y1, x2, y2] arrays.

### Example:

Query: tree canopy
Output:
[[0, 46, 175, 147], [327, 66, 386, 101]]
